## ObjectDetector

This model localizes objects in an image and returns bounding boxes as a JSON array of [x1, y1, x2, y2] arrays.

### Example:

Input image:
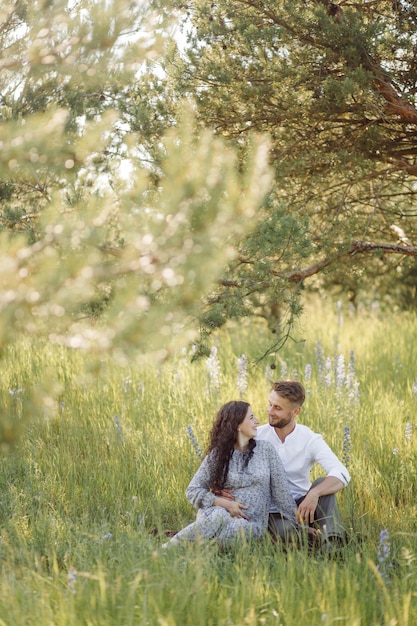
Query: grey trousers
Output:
[[268, 477, 345, 544]]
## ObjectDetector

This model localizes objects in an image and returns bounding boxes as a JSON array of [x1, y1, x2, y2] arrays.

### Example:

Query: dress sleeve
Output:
[[267, 443, 297, 522], [185, 455, 217, 510]]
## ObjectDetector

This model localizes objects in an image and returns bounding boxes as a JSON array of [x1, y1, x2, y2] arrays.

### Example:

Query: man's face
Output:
[[267, 390, 300, 429]]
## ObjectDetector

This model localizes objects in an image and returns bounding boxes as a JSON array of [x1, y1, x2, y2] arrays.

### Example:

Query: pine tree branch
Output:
[[284, 241, 417, 282], [216, 241, 417, 287], [350, 240, 417, 257]]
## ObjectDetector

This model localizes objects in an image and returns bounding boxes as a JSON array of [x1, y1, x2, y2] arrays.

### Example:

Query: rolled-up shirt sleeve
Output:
[[308, 435, 351, 486], [186, 456, 217, 509]]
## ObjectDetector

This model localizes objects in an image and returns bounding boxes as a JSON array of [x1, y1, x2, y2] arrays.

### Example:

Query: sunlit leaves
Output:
[[0, 0, 271, 366]]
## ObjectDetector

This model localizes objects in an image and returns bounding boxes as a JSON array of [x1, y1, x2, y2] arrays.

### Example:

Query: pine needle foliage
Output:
[[151, 0, 417, 343]]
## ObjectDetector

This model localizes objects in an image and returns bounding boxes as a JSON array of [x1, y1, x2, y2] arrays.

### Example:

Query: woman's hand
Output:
[[213, 488, 234, 501], [214, 495, 249, 520], [227, 499, 249, 519]]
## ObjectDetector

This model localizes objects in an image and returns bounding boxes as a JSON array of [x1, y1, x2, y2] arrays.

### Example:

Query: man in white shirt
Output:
[[256, 380, 351, 551]]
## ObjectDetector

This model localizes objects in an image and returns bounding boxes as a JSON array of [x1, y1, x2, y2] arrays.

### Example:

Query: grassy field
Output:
[[0, 299, 416, 625]]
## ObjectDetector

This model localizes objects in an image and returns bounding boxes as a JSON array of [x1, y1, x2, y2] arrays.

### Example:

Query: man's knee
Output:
[[311, 477, 326, 488]]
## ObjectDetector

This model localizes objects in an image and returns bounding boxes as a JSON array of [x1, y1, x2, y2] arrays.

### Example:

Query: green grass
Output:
[[0, 298, 416, 624]]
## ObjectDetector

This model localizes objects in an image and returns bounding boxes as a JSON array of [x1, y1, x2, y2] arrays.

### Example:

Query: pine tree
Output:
[[155, 0, 417, 342]]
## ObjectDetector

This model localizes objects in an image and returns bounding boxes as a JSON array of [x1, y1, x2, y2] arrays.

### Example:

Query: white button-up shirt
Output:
[[256, 423, 351, 506]]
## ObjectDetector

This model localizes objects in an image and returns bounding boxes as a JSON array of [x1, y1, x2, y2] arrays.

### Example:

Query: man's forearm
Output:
[[310, 476, 345, 497]]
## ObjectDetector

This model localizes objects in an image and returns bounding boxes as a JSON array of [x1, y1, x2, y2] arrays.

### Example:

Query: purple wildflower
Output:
[[187, 425, 202, 458], [304, 364, 312, 394], [206, 346, 222, 395], [67, 568, 77, 595], [335, 354, 345, 389], [316, 340, 325, 382], [342, 426, 351, 469], [324, 357, 332, 388], [237, 354, 248, 398], [114, 415, 123, 441], [405, 421, 412, 442], [376, 529, 393, 583]]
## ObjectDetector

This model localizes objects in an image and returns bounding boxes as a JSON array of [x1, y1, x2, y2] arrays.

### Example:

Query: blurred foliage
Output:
[[0, 0, 271, 370]]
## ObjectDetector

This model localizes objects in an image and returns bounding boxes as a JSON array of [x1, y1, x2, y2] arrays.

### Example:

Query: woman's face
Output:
[[238, 406, 259, 439]]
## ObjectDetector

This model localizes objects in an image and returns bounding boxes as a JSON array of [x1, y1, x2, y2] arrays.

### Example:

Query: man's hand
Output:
[[296, 491, 319, 525], [296, 476, 345, 525]]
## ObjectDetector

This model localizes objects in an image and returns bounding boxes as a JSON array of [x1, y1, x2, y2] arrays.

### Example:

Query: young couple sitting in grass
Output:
[[163, 381, 350, 554]]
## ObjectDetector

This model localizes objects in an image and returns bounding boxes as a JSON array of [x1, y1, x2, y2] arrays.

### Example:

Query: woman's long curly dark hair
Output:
[[206, 400, 256, 492]]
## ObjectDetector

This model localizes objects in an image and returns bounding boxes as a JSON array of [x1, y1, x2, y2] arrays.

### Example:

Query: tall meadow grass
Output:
[[0, 298, 416, 624]]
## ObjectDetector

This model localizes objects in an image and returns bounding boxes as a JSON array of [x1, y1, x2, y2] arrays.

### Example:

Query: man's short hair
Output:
[[272, 380, 305, 406]]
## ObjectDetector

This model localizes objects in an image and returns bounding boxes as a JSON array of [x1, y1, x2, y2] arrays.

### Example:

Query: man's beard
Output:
[[270, 416, 292, 429]]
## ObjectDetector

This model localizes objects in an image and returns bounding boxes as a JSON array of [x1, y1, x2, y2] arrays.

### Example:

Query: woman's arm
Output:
[[267, 444, 298, 522], [186, 457, 217, 509], [186, 455, 249, 518]]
